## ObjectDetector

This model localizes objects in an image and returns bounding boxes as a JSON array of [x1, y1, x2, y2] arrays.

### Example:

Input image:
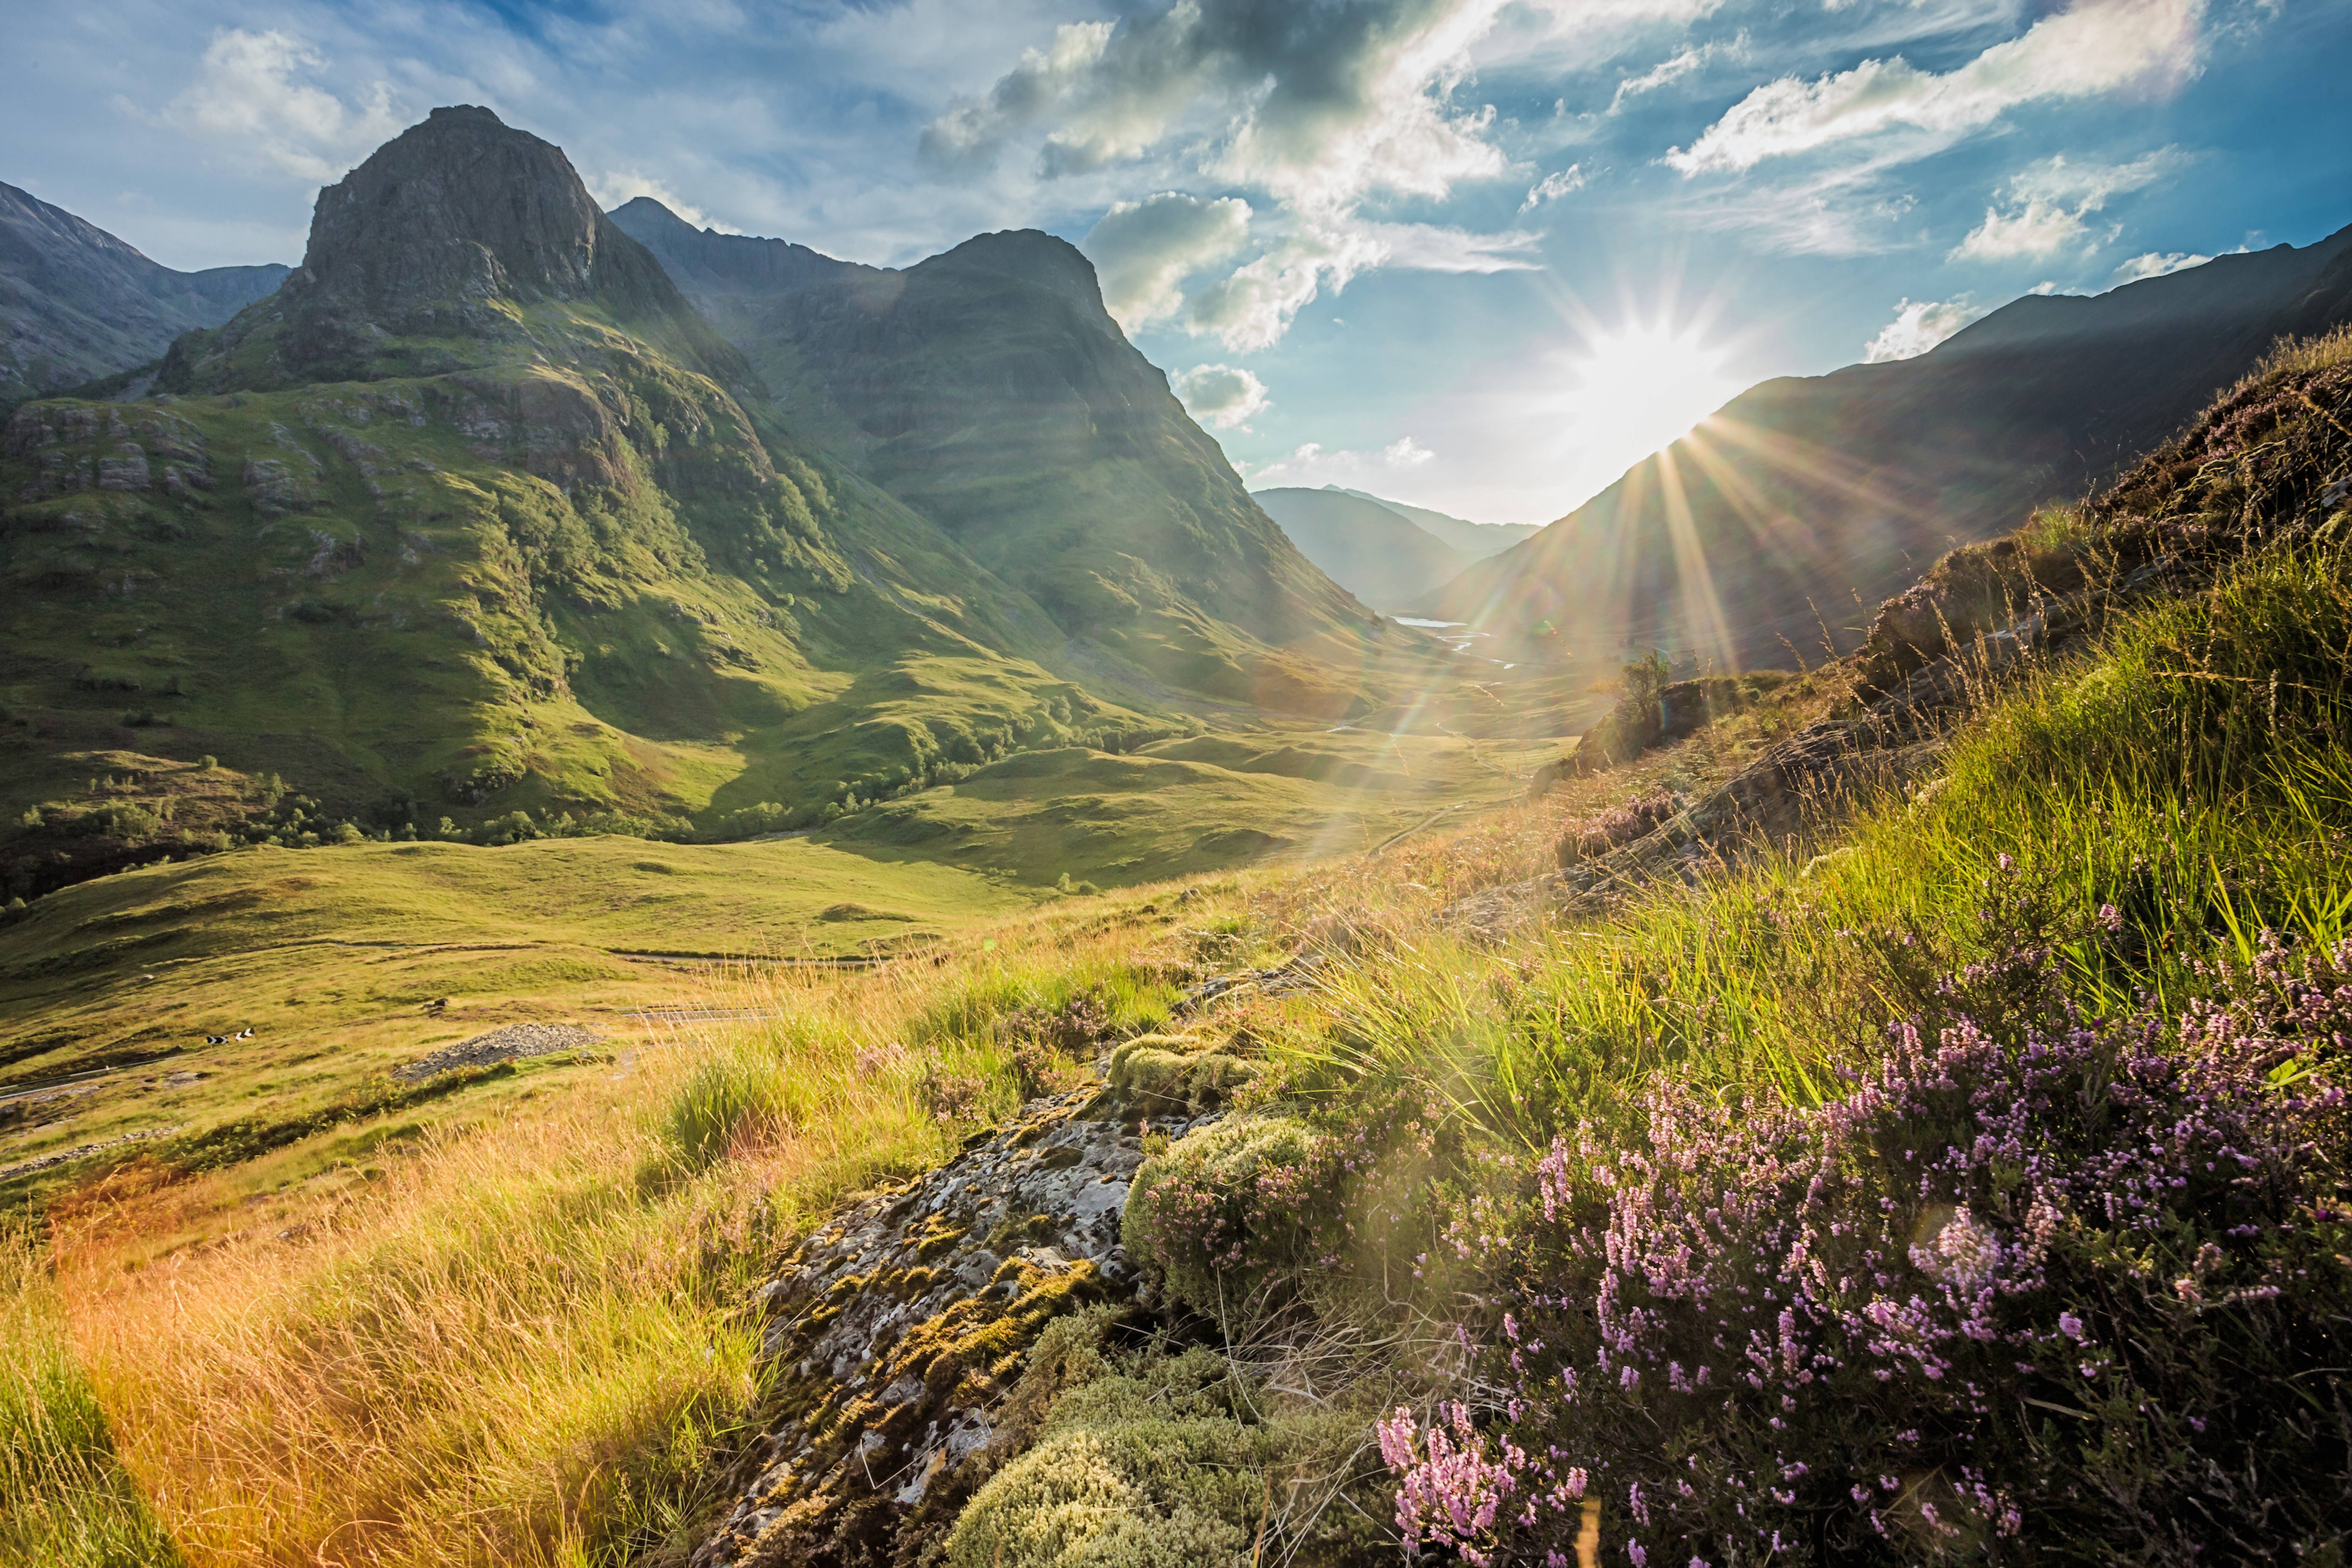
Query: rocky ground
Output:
[[692, 1073, 1222, 1568], [392, 1022, 603, 1081]]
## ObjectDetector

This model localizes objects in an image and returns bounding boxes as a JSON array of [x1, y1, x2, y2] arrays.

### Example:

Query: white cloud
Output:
[[926, 0, 1531, 349], [918, 21, 1115, 171], [1862, 295, 1982, 362], [1169, 363, 1271, 430], [2112, 249, 2214, 281], [162, 28, 404, 183], [1184, 225, 1386, 352], [1950, 148, 2182, 261], [1667, 0, 2206, 176], [1612, 46, 1709, 110], [1244, 434, 1435, 488], [1083, 192, 1252, 329], [1519, 165, 1585, 213], [1606, 32, 1749, 113]]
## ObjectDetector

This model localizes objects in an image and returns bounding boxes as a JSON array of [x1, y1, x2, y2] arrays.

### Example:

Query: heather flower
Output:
[[1382, 911, 2352, 1564]]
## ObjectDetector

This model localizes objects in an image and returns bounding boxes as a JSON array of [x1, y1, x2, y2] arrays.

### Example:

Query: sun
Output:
[[1560, 321, 1743, 472]]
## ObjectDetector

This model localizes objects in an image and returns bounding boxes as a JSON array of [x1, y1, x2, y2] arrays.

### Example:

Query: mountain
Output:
[[609, 197, 1376, 708], [0, 107, 1164, 892], [1250, 486, 1470, 611], [1426, 222, 2352, 667], [0, 180, 287, 408], [1327, 487, 1540, 558]]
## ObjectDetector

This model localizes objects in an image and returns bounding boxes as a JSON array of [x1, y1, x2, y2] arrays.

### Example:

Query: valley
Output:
[[5, 59, 2352, 1568]]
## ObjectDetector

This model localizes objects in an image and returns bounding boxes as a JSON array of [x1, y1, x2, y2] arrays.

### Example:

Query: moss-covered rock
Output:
[[942, 1310, 1388, 1568], [1107, 1033, 1260, 1116]]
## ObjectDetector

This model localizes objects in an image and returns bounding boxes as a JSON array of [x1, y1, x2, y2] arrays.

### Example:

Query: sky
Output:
[[9, 0, 2351, 525]]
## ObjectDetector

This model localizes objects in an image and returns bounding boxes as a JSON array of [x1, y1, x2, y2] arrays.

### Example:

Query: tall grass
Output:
[[0, 1231, 180, 1568], [1275, 540, 2352, 1151], [11, 908, 1192, 1566]]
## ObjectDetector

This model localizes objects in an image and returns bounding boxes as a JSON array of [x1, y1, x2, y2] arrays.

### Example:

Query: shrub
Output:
[[1382, 891, 2352, 1565], [1123, 1116, 1333, 1319], [1557, 786, 1685, 866]]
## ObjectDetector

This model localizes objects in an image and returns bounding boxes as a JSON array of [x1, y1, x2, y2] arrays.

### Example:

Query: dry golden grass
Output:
[[28, 885, 1251, 1566]]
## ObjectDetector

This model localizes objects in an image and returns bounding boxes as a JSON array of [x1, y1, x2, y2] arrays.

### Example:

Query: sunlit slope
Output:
[[1428, 221, 2352, 666], [611, 199, 1390, 714], [832, 725, 1562, 883], [0, 831, 1035, 1212]]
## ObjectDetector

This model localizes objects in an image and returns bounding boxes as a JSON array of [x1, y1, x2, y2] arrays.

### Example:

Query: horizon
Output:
[[9, 1, 2351, 525]]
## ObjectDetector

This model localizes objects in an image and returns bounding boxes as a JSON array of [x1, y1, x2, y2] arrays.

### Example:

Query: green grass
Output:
[[0, 1232, 180, 1568]]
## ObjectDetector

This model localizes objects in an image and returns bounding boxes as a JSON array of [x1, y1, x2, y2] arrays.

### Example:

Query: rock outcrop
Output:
[[161, 107, 741, 392], [693, 1083, 1220, 1568]]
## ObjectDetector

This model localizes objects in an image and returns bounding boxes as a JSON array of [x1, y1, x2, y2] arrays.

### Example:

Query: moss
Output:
[[1107, 1033, 1258, 1115], [913, 1214, 967, 1260], [941, 1312, 1388, 1568], [1122, 1115, 1328, 1319]]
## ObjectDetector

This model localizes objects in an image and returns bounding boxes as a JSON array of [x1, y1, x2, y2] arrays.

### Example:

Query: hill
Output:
[[1249, 485, 1470, 610], [608, 198, 1379, 706], [0, 108, 1166, 890], [0, 181, 286, 410], [1426, 221, 2352, 666], [1327, 485, 1539, 558]]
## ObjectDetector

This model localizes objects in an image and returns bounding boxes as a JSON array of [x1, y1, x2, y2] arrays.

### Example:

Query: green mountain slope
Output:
[[0, 181, 287, 412], [0, 108, 1161, 893], [608, 198, 1384, 710], [1427, 221, 2352, 667], [1249, 485, 1469, 611]]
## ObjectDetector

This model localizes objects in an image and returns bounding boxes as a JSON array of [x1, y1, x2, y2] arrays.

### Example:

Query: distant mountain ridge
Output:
[[1326, 488, 1540, 558], [0, 180, 286, 408], [1250, 487, 1470, 611], [1428, 222, 2352, 666]]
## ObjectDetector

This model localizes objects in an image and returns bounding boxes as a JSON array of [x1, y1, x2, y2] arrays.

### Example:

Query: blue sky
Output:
[[8, 0, 2350, 523]]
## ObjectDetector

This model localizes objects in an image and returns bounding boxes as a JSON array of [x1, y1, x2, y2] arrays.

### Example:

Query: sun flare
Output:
[[1559, 321, 1743, 471]]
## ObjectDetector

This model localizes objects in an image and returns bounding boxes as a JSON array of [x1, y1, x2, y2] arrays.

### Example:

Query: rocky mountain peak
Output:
[[921, 228, 1117, 335], [280, 105, 681, 344]]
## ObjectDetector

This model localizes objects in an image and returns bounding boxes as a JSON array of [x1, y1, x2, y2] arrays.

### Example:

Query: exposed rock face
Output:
[[261, 107, 699, 381], [693, 1084, 1219, 1568], [0, 180, 286, 405], [293, 108, 676, 329]]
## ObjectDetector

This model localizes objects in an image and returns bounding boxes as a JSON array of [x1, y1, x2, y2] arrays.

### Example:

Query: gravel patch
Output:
[[394, 1023, 604, 1082]]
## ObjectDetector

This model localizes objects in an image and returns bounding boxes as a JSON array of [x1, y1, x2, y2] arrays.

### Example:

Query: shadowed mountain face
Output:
[[1428, 224, 2352, 667], [1251, 486, 1469, 611], [611, 198, 1374, 704], [0, 181, 287, 408]]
